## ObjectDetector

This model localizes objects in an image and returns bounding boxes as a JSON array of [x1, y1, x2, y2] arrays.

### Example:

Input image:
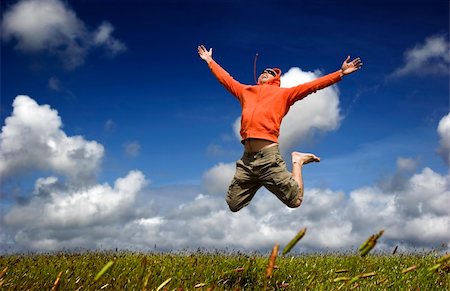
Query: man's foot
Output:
[[291, 152, 320, 165]]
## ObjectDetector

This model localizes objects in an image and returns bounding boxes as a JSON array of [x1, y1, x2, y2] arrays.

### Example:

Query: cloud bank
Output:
[[437, 113, 450, 165], [1, 0, 126, 69], [0, 96, 448, 253]]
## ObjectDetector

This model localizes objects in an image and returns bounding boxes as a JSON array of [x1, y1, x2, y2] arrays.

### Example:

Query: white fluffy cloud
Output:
[[390, 35, 450, 78], [0, 95, 104, 184], [201, 162, 235, 196], [233, 67, 341, 152], [1, 0, 126, 69], [437, 113, 450, 165], [280, 68, 342, 152]]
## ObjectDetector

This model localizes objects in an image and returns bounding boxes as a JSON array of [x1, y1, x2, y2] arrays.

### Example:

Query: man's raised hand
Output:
[[340, 56, 363, 76], [198, 45, 213, 64]]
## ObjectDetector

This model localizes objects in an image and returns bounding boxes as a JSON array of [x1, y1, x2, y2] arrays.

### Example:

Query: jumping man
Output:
[[198, 45, 362, 212]]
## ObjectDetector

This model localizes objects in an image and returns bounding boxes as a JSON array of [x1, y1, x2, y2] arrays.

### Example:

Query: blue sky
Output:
[[1, 0, 449, 253]]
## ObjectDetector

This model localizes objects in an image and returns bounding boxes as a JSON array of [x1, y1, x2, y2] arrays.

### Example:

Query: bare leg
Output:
[[290, 152, 320, 207]]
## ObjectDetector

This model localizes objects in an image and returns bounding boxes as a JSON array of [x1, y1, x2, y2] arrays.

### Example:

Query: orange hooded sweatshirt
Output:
[[208, 60, 342, 143]]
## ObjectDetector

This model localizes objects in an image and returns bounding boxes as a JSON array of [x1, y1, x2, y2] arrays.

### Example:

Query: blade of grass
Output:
[[282, 227, 307, 256], [94, 260, 115, 281], [401, 265, 417, 274], [428, 263, 441, 273], [359, 230, 384, 257], [266, 243, 279, 279], [437, 253, 450, 263], [333, 276, 351, 282], [360, 271, 377, 278], [392, 245, 398, 255], [156, 278, 171, 291], [51, 271, 62, 291], [0, 267, 7, 279], [141, 271, 151, 291]]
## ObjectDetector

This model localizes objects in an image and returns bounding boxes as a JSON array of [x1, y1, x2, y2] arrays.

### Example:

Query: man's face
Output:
[[258, 68, 276, 84]]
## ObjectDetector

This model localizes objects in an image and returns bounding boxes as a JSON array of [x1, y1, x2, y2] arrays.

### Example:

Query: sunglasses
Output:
[[262, 69, 276, 77]]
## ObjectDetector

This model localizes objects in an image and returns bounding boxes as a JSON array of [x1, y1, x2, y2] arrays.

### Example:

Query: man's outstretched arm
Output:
[[286, 56, 363, 104], [197, 44, 245, 100]]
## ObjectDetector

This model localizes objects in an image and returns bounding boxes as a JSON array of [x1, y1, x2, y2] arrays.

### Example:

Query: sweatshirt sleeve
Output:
[[286, 71, 342, 105], [208, 60, 245, 101]]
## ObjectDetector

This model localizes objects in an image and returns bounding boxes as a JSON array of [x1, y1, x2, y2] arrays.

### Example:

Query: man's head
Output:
[[257, 68, 281, 85]]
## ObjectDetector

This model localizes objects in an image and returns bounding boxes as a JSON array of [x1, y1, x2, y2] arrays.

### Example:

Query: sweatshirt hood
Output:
[[258, 68, 282, 86]]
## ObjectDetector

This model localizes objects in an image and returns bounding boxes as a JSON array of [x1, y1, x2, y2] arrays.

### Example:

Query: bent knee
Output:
[[227, 202, 243, 212], [287, 198, 302, 208], [228, 205, 242, 212], [226, 197, 243, 212]]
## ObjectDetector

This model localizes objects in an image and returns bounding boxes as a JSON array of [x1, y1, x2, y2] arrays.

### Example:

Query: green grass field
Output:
[[0, 250, 449, 290]]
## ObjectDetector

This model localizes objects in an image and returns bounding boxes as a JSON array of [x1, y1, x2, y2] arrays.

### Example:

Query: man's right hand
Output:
[[340, 56, 363, 76], [198, 45, 213, 64]]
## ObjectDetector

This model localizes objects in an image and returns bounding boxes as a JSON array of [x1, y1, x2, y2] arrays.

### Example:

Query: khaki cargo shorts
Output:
[[226, 145, 300, 212]]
